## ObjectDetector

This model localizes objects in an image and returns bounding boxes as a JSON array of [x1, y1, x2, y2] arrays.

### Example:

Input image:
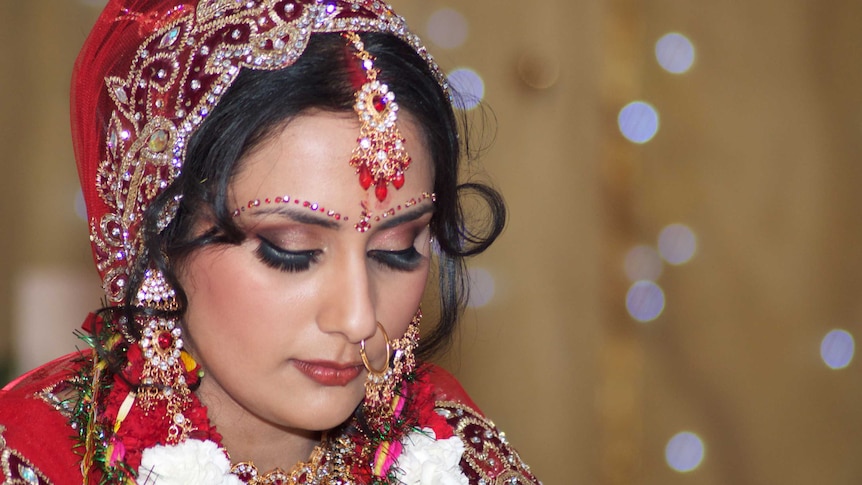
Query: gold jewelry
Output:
[[362, 310, 421, 429], [360, 322, 391, 376], [230, 434, 355, 484], [344, 31, 412, 202], [133, 266, 179, 312], [137, 314, 194, 443]]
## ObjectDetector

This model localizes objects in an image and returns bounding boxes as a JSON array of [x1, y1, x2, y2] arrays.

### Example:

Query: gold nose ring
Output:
[[360, 322, 391, 376]]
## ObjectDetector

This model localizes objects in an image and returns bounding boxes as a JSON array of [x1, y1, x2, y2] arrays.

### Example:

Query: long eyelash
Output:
[[255, 237, 320, 273], [368, 247, 423, 272]]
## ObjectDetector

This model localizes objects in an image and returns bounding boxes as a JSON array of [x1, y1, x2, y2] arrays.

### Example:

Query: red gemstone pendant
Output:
[[157, 332, 173, 350], [375, 181, 388, 201], [358, 164, 373, 190], [372, 95, 387, 112]]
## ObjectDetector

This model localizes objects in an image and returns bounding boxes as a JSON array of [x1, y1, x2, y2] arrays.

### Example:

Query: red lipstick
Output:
[[293, 360, 364, 386]]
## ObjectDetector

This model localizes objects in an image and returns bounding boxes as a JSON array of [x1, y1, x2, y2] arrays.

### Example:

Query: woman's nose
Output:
[[317, 251, 377, 343]]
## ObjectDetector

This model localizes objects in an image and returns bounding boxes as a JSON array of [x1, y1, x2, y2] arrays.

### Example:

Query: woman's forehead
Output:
[[229, 111, 434, 232]]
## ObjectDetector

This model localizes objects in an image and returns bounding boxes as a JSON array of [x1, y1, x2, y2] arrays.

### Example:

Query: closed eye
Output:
[[367, 247, 423, 272], [255, 236, 321, 273]]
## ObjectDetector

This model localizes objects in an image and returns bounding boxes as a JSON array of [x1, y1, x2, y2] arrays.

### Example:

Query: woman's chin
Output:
[[287, 391, 366, 431], [293, 405, 363, 432]]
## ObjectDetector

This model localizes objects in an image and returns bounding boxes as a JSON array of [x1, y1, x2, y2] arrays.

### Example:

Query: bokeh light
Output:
[[821, 329, 855, 370], [448, 68, 485, 111], [517, 52, 560, 90], [655, 33, 696, 74], [626, 280, 665, 322], [658, 223, 697, 265], [426, 8, 469, 49], [466, 267, 496, 308], [618, 101, 659, 144], [666, 431, 705, 473], [624, 245, 663, 282]]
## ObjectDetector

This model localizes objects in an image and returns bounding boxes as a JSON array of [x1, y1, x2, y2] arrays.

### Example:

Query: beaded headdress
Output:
[[72, 0, 448, 304]]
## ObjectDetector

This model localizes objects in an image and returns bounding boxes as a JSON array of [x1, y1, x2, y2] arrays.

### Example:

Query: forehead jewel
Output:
[[344, 31, 411, 203]]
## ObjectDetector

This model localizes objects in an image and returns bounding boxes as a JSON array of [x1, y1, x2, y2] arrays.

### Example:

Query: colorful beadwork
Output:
[[231, 195, 348, 222], [234, 192, 435, 233]]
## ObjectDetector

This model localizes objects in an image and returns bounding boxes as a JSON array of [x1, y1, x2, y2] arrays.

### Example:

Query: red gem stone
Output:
[[157, 332, 172, 350], [375, 181, 388, 201], [373, 95, 386, 112], [298, 472, 308, 483], [392, 171, 405, 189], [358, 165, 373, 190]]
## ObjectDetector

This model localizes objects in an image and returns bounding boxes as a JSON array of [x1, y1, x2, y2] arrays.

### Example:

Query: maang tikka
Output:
[[344, 31, 411, 202]]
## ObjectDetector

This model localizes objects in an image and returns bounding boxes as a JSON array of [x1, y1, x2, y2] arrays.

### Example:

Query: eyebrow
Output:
[[376, 202, 435, 231], [246, 206, 341, 229], [245, 201, 435, 231]]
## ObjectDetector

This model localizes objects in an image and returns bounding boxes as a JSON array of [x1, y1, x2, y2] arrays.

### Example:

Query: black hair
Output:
[[132, 32, 505, 360]]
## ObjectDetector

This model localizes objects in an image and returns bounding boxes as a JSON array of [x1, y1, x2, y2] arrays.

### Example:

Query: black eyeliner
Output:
[[255, 236, 320, 273], [368, 247, 423, 272]]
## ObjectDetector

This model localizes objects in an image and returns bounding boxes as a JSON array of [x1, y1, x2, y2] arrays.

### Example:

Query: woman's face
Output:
[[179, 110, 434, 432]]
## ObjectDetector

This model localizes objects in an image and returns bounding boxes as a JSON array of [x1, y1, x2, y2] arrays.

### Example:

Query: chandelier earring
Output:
[[361, 309, 421, 428], [133, 266, 196, 444], [134, 265, 179, 312]]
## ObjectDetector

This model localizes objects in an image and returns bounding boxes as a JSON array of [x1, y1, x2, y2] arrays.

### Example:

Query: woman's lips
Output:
[[293, 360, 364, 386]]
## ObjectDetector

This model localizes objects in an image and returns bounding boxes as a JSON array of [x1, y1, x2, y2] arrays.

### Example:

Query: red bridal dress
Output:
[[1, 351, 538, 484]]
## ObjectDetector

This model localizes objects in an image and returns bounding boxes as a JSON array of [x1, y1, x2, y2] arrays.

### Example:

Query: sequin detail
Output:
[[435, 402, 540, 484], [233, 192, 435, 233], [0, 425, 53, 484]]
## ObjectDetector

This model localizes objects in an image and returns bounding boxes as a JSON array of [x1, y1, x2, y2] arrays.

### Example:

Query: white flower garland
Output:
[[135, 429, 468, 485], [137, 439, 243, 485], [395, 428, 469, 485]]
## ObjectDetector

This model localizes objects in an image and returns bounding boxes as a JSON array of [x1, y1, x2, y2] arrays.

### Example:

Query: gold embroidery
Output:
[[36, 378, 79, 419], [435, 401, 538, 485], [0, 424, 53, 485]]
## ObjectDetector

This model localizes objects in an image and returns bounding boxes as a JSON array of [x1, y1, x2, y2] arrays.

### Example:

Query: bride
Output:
[[0, 1, 538, 483]]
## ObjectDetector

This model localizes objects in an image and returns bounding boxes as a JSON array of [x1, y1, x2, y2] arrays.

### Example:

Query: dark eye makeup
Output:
[[254, 236, 321, 273], [368, 247, 424, 272], [253, 237, 424, 273]]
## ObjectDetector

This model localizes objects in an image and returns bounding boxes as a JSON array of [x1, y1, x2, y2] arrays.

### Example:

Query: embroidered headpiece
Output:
[[72, 0, 448, 304]]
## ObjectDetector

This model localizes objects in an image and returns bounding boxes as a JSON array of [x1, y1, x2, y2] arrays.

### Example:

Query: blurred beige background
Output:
[[2, 1, 861, 484]]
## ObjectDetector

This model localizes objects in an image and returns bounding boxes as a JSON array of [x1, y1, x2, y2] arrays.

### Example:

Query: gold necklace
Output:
[[229, 434, 357, 485], [230, 444, 324, 484]]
